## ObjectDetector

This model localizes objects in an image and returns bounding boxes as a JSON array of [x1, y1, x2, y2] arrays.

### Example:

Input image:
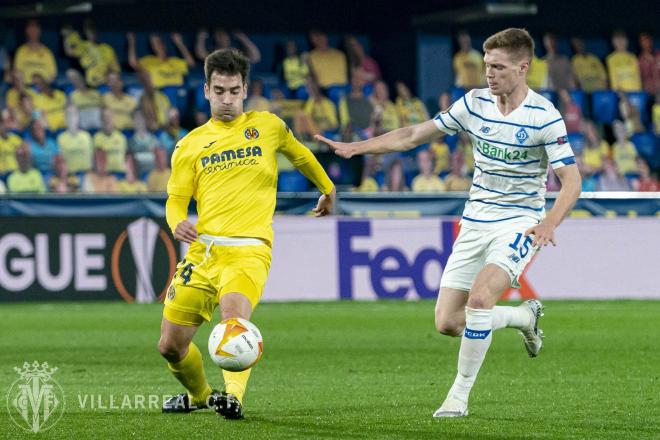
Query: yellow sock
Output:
[[222, 368, 251, 404], [167, 342, 212, 407]]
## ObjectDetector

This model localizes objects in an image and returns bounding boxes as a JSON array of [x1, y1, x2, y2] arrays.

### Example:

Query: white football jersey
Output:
[[433, 88, 575, 227]]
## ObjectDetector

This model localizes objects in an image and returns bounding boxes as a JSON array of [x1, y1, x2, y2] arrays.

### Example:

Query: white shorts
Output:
[[440, 218, 540, 292]]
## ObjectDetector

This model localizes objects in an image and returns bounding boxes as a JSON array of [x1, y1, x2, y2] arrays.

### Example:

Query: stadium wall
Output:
[[1, 199, 659, 301]]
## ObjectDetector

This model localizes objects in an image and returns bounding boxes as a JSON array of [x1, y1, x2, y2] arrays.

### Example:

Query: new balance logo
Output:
[[464, 328, 491, 339], [479, 126, 491, 134]]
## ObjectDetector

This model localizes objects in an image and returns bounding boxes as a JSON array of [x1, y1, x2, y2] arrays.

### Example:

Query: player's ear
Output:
[[203, 82, 210, 100]]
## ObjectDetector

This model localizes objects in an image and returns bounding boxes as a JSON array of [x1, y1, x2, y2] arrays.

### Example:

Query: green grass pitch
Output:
[[0, 300, 658, 439]]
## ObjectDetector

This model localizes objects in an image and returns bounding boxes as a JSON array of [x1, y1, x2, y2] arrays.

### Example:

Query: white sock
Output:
[[491, 305, 532, 331], [447, 307, 493, 404]]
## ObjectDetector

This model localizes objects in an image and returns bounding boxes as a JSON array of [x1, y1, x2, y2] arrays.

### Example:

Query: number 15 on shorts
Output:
[[508, 232, 534, 259]]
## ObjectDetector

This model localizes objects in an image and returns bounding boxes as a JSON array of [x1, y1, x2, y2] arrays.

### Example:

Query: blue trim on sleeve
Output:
[[476, 96, 494, 103], [469, 199, 545, 212], [551, 156, 576, 165], [472, 182, 539, 196], [475, 147, 541, 165], [474, 164, 541, 179], [462, 215, 526, 223], [463, 95, 562, 130], [446, 110, 466, 131], [434, 113, 456, 133], [524, 104, 546, 111]]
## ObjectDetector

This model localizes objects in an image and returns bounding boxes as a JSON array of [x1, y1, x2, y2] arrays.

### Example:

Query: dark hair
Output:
[[204, 48, 250, 84], [483, 28, 534, 62]]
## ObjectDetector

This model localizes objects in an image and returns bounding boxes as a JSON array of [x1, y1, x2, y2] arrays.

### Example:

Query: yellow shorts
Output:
[[163, 241, 272, 327]]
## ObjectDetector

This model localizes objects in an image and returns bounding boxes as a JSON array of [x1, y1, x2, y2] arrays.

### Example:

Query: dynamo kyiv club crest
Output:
[[515, 127, 529, 144]]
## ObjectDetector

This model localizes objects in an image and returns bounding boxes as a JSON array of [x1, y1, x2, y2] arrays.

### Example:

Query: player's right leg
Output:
[[434, 287, 469, 336]]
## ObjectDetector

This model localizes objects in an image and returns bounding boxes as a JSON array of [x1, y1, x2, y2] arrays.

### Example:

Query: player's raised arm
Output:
[[315, 119, 439, 158]]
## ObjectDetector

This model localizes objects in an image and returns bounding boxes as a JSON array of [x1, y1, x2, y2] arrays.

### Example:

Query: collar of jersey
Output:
[[209, 113, 248, 128]]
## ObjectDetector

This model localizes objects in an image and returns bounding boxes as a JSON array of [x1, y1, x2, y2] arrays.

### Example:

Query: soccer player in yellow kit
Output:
[[159, 48, 335, 419]]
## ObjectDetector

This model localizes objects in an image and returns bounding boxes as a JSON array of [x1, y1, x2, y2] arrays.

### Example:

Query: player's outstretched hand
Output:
[[314, 135, 355, 159], [312, 188, 336, 217], [174, 220, 198, 243], [525, 221, 556, 248]]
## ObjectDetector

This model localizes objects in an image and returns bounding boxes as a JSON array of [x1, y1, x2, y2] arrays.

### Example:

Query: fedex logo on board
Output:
[[337, 220, 456, 299]]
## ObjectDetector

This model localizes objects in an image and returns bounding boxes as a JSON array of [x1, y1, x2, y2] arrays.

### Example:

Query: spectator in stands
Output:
[[606, 30, 642, 92], [281, 40, 309, 97], [444, 152, 472, 191], [611, 119, 639, 175], [452, 31, 484, 89], [7, 144, 46, 193], [4, 69, 33, 123], [353, 155, 379, 192], [0, 179, 5, 194], [576, 156, 598, 192], [0, 112, 23, 177], [545, 166, 561, 191], [381, 158, 408, 192], [128, 111, 158, 174], [158, 107, 189, 157], [308, 30, 348, 90], [102, 72, 138, 131], [25, 119, 58, 174], [597, 158, 630, 191], [137, 70, 172, 131], [127, 32, 195, 89], [581, 121, 610, 174], [32, 73, 67, 132], [93, 109, 127, 174], [632, 158, 659, 191], [438, 91, 451, 111], [67, 69, 102, 131], [617, 91, 645, 134], [654, 91, 660, 135], [370, 80, 400, 136], [57, 106, 93, 174], [395, 81, 429, 126], [49, 154, 80, 193], [430, 135, 451, 175], [117, 153, 147, 193], [61, 19, 120, 87], [412, 149, 445, 192], [345, 35, 381, 86], [558, 89, 583, 134], [638, 33, 659, 95], [456, 132, 474, 173], [543, 33, 575, 91], [245, 78, 271, 111], [339, 71, 374, 139], [146, 147, 171, 192], [10, 91, 38, 131], [195, 28, 261, 63], [294, 79, 338, 140], [82, 148, 117, 193], [13, 19, 57, 85], [571, 37, 608, 93], [526, 54, 548, 91]]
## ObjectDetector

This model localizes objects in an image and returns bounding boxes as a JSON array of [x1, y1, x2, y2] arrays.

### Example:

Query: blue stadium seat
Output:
[[161, 86, 188, 115], [362, 84, 374, 97], [450, 87, 465, 104], [567, 133, 585, 154], [277, 170, 309, 192], [444, 134, 458, 151], [327, 85, 350, 107], [568, 90, 586, 116], [374, 171, 385, 187], [625, 92, 649, 125], [631, 133, 658, 167], [539, 90, 558, 107], [294, 86, 309, 100], [591, 91, 618, 124]]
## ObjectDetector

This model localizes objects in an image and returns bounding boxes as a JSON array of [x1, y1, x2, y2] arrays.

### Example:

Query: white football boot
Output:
[[432, 395, 468, 418], [518, 299, 545, 357]]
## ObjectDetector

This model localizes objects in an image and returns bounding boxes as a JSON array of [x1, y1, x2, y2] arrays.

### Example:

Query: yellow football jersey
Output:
[[606, 52, 642, 92], [167, 111, 334, 245]]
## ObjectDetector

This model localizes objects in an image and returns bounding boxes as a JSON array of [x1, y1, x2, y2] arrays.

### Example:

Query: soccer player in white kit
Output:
[[316, 28, 582, 417]]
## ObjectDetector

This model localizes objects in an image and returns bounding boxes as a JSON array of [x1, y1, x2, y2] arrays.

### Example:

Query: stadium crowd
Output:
[[0, 20, 658, 194]]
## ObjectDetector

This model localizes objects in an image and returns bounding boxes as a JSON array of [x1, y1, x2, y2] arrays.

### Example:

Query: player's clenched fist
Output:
[[174, 220, 198, 243]]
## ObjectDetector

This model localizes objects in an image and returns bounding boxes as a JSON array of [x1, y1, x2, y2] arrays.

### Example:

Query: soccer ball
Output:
[[208, 318, 263, 372]]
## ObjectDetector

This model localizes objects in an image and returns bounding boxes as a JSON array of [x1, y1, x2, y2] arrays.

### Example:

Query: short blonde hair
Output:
[[483, 28, 534, 62]]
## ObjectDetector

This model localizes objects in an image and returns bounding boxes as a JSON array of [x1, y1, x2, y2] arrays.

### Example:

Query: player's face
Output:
[[205, 72, 248, 122], [484, 49, 528, 96]]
